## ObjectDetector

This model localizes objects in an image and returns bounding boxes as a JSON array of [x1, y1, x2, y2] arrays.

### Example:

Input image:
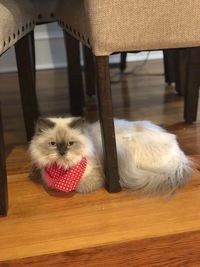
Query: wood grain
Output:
[[0, 59, 200, 265], [0, 164, 200, 263], [1, 230, 200, 267]]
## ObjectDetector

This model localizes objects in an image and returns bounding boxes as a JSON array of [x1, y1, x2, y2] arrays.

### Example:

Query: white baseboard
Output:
[[0, 23, 163, 73]]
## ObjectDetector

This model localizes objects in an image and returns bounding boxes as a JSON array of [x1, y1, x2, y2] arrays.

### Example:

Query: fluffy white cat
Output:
[[29, 117, 192, 195]]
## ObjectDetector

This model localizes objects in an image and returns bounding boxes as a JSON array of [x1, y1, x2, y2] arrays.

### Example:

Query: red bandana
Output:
[[43, 158, 87, 192]]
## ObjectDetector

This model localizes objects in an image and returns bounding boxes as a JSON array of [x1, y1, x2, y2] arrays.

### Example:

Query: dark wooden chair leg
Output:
[[95, 56, 121, 193], [174, 49, 188, 96], [64, 32, 84, 116], [120, 52, 127, 72], [30, 31, 36, 83], [184, 47, 200, 123], [83, 45, 95, 97], [163, 49, 176, 84], [15, 31, 39, 141], [0, 106, 8, 216]]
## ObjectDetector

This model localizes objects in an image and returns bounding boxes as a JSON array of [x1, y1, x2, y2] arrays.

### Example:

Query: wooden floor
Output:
[[1, 60, 200, 266]]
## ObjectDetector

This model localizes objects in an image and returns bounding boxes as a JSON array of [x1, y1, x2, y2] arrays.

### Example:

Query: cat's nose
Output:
[[57, 143, 67, 156], [59, 150, 66, 156]]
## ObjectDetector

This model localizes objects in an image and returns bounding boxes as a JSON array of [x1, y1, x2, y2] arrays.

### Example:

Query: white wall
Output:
[[0, 22, 163, 73]]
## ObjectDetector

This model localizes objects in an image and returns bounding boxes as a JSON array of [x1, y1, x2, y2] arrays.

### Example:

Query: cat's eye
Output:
[[68, 141, 74, 146], [49, 141, 56, 146]]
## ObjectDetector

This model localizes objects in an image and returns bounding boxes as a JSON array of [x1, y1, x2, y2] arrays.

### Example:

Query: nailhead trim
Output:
[[37, 13, 56, 21], [58, 20, 91, 48], [2, 20, 35, 53]]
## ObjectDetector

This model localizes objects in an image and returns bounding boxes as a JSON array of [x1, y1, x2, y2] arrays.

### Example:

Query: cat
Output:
[[29, 117, 192, 195], [29, 117, 105, 193]]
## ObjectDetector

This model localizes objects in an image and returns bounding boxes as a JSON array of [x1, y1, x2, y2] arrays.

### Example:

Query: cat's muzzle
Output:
[[57, 143, 68, 156]]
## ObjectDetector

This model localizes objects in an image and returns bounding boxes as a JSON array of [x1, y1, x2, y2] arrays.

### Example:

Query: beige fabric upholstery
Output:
[[57, 0, 200, 56], [0, 0, 35, 55], [31, 0, 59, 24], [57, 0, 89, 47]]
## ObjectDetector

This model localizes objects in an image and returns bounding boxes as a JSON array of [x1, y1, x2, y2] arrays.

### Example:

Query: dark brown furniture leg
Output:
[[30, 30, 36, 83], [174, 49, 188, 96], [0, 106, 8, 216], [120, 52, 127, 72], [83, 45, 95, 96], [184, 47, 200, 123], [95, 56, 121, 193], [15, 31, 39, 141], [163, 49, 175, 85], [64, 32, 84, 116]]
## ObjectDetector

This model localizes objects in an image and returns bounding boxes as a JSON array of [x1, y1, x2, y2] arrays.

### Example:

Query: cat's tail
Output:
[[119, 150, 193, 196]]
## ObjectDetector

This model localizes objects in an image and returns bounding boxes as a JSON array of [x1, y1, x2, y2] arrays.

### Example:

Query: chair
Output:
[[57, 0, 200, 193], [0, 0, 37, 216], [0, 0, 85, 216]]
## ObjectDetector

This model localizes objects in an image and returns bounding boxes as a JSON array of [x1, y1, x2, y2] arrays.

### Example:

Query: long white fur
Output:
[[29, 117, 192, 195], [86, 119, 192, 194]]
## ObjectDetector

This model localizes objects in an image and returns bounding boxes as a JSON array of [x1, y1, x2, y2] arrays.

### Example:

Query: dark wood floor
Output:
[[0, 59, 200, 266]]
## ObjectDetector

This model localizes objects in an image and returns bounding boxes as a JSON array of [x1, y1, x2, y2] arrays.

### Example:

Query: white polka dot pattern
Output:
[[43, 158, 87, 192]]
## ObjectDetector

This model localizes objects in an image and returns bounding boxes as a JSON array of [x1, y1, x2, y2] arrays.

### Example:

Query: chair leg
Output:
[[174, 49, 188, 96], [184, 47, 200, 123], [95, 56, 121, 193], [15, 31, 39, 141], [120, 52, 127, 72], [64, 32, 84, 116], [83, 45, 95, 96], [163, 49, 175, 84], [0, 106, 8, 216]]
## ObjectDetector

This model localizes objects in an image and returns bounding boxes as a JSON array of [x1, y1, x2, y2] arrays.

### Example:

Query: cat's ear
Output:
[[35, 118, 55, 134], [69, 117, 85, 129]]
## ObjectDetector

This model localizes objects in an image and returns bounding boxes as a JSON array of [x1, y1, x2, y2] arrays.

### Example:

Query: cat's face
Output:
[[29, 117, 88, 169]]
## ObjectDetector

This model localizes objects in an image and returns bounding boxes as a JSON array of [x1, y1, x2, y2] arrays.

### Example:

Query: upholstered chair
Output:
[[0, 0, 85, 216], [0, 0, 37, 216], [57, 0, 200, 193]]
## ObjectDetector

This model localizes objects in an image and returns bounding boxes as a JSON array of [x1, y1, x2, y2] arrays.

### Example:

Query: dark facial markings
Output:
[[37, 118, 55, 134], [69, 117, 85, 129], [56, 142, 67, 156]]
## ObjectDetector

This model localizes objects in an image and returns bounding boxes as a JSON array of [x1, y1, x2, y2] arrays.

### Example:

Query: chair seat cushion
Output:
[[0, 0, 35, 55], [57, 0, 200, 56], [31, 0, 59, 24]]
